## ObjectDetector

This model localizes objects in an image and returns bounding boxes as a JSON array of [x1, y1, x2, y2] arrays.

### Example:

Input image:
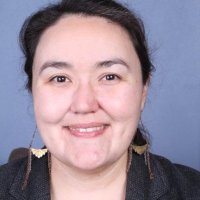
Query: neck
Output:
[[50, 152, 128, 200]]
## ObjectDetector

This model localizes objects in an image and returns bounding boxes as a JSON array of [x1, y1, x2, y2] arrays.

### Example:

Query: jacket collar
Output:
[[9, 153, 170, 200], [126, 153, 170, 200]]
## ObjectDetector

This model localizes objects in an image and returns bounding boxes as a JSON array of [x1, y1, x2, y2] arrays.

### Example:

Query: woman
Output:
[[0, 0, 200, 199]]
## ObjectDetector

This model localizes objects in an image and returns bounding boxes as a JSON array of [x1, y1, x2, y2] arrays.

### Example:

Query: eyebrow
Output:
[[96, 58, 130, 69], [39, 61, 72, 74], [39, 58, 129, 74]]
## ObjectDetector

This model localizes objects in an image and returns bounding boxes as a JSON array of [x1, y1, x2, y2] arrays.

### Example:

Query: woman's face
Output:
[[32, 15, 148, 171]]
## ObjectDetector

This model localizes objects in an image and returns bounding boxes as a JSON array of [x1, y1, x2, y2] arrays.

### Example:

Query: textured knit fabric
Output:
[[0, 153, 200, 200]]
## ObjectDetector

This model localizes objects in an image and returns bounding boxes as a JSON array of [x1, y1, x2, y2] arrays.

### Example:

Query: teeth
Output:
[[69, 126, 104, 133]]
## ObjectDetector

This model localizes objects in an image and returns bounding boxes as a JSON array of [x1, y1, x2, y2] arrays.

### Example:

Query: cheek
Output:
[[97, 84, 143, 122], [33, 87, 72, 124]]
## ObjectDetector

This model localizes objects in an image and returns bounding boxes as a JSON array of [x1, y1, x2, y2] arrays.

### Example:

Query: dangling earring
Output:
[[22, 148, 32, 190], [128, 143, 154, 180], [22, 127, 48, 190], [127, 143, 147, 172], [31, 148, 48, 158], [29, 127, 48, 158], [131, 143, 148, 155], [48, 151, 52, 183], [143, 147, 154, 180], [127, 145, 133, 172]]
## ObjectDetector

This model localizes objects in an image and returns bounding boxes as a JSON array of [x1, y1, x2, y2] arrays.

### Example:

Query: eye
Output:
[[99, 73, 121, 85], [105, 74, 116, 80], [50, 75, 70, 83], [102, 74, 121, 81]]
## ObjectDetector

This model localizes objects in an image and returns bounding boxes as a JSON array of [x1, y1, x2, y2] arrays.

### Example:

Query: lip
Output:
[[64, 122, 109, 138]]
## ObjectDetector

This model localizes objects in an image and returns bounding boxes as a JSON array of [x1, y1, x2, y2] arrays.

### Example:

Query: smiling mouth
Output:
[[64, 123, 109, 138]]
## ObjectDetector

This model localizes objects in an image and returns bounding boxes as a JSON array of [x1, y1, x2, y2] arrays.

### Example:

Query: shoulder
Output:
[[0, 158, 27, 198], [151, 154, 200, 182], [151, 154, 200, 198], [0, 156, 50, 199], [0, 158, 26, 183]]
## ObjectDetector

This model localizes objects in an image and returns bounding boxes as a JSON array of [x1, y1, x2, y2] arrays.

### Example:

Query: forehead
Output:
[[33, 15, 140, 68], [37, 14, 132, 46]]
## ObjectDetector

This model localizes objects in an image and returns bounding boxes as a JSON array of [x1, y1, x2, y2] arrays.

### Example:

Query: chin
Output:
[[75, 163, 103, 172], [74, 156, 105, 170], [63, 152, 111, 172], [51, 144, 116, 172]]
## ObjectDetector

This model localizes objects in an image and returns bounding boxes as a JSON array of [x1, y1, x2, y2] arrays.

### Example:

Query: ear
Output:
[[140, 81, 149, 111]]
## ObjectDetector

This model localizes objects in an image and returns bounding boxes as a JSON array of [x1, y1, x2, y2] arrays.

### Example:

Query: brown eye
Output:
[[100, 73, 121, 85], [56, 76, 66, 82], [51, 75, 69, 83], [104, 74, 120, 81]]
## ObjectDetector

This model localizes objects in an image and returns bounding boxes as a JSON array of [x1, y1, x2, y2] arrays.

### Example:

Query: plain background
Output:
[[0, 0, 199, 170]]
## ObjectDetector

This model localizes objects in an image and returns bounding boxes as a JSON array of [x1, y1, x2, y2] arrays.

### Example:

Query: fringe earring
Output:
[[31, 148, 48, 158], [48, 151, 52, 183], [22, 148, 32, 190], [128, 143, 154, 180], [22, 127, 48, 190], [30, 127, 48, 158], [132, 143, 148, 155], [127, 145, 133, 173], [144, 147, 154, 180]]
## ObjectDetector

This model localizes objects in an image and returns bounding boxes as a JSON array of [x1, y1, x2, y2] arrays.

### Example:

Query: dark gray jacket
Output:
[[0, 153, 200, 200]]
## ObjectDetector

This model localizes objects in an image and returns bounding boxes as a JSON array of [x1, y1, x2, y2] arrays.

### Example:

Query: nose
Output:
[[70, 81, 99, 114]]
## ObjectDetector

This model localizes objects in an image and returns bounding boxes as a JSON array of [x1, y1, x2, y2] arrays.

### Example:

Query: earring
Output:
[[128, 143, 154, 180], [22, 127, 48, 190], [48, 151, 52, 182], [31, 148, 48, 158], [131, 143, 148, 155], [29, 127, 48, 158], [22, 148, 32, 190], [144, 148, 154, 180]]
